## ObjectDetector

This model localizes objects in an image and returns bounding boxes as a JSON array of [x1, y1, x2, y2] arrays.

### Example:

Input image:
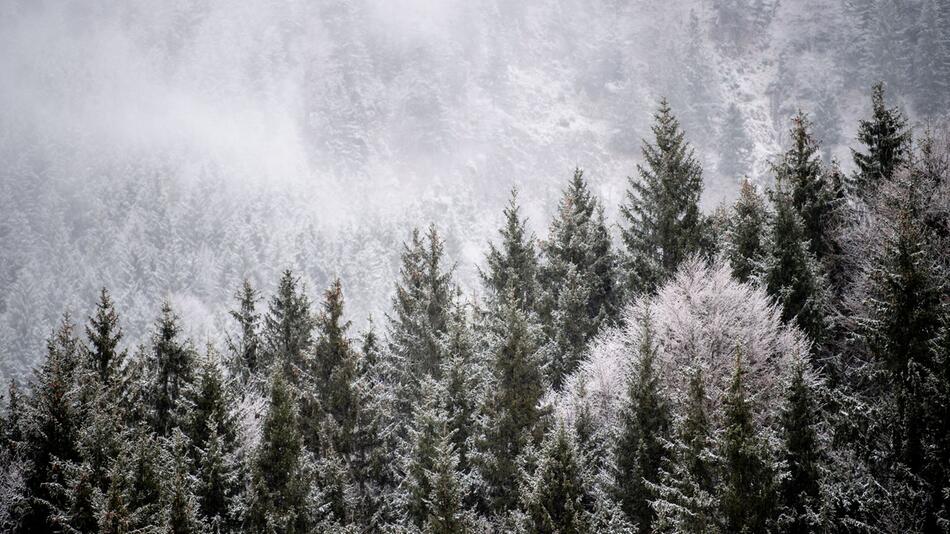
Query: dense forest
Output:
[[1, 82, 948, 533]]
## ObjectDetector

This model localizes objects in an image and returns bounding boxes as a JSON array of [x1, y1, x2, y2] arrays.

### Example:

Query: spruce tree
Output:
[[149, 301, 195, 436], [545, 265, 593, 390], [614, 312, 671, 533], [719, 102, 753, 180], [425, 432, 472, 534], [481, 188, 541, 313], [621, 99, 704, 296], [163, 430, 206, 534], [852, 82, 912, 194], [762, 180, 828, 346], [101, 425, 165, 533], [246, 371, 312, 533], [724, 179, 767, 283], [524, 425, 590, 534], [85, 287, 123, 385], [402, 379, 451, 529], [720, 354, 776, 533], [540, 168, 618, 339], [226, 278, 261, 385], [262, 270, 314, 387], [778, 361, 822, 533], [439, 298, 484, 474]]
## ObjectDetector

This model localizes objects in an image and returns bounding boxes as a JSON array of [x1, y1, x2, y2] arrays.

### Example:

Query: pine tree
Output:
[[149, 301, 195, 436], [544, 265, 593, 390], [651, 369, 718, 534], [480, 291, 548, 512], [724, 179, 767, 283], [761, 181, 828, 346], [614, 312, 671, 533], [262, 270, 314, 387], [439, 298, 483, 475], [778, 361, 822, 533], [720, 354, 776, 533], [621, 99, 704, 296], [775, 112, 837, 261], [246, 371, 312, 533], [481, 188, 541, 313], [719, 103, 753, 180], [540, 168, 618, 339], [163, 430, 206, 534], [524, 425, 590, 534], [226, 279, 261, 385], [425, 432, 472, 534], [18, 316, 83, 533], [195, 426, 241, 532], [852, 82, 912, 194], [85, 287, 123, 385]]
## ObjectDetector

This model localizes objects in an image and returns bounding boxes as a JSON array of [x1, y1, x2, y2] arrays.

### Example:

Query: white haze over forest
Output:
[[0, 0, 943, 380]]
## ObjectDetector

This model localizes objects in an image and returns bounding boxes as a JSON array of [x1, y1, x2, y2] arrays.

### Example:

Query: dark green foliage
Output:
[[246, 371, 312, 533], [262, 270, 314, 387], [86, 288, 123, 386], [425, 432, 471, 534], [163, 430, 206, 534], [101, 426, 165, 533], [149, 301, 195, 436], [852, 82, 912, 194], [778, 362, 822, 533], [724, 179, 767, 283], [621, 99, 704, 296], [614, 312, 671, 533], [719, 356, 776, 533], [481, 189, 541, 313], [403, 379, 449, 528], [525, 426, 590, 534], [227, 279, 261, 385]]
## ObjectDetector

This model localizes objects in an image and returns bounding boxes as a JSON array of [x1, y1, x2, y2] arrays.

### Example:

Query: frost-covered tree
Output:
[[481, 189, 541, 313], [719, 103, 753, 180], [85, 288, 124, 386], [621, 100, 704, 296], [425, 431, 473, 534], [148, 301, 195, 436], [777, 360, 822, 533], [162, 430, 206, 534], [226, 279, 261, 385]]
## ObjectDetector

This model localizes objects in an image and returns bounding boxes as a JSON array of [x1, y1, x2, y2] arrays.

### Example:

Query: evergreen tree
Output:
[[262, 270, 314, 387], [149, 301, 195, 436], [761, 181, 828, 346], [439, 298, 483, 474], [480, 291, 547, 512], [524, 425, 590, 534], [778, 361, 822, 533], [852, 82, 912, 194], [911, 0, 950, 117], [651, 369, 718, 534], [719, 355, 776, 533], [85, 287, 123, 385], [425, 432, 472, 534], [544, 266, 593, 390], [621, 99, 704, 296], [101, 425, 165, 533], [719, 102, 753, 180], [481, 188, 541, 313], [17, 316, 83, 533], [540, 168, 618, 340], [226, 279, 261, 385], [246, 371, 312, 533], [402, 379, 450, 529], [724, 179, 767, 283], [196, 426, 241, 532], [614, 312, 671, 533], [162, 430, 206, 534]]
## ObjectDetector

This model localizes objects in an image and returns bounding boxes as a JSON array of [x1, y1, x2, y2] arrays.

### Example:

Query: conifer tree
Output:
[[86, 287, 123, 385], [18, 316, 83, 533], [778, 361, 822, 533], [545, 266, 593, 390], [614, 312, 671, 533], [101, 425, 165, 533], [651, 369, 718, 534], [540, 169, 618, 338], [425, 432, 472, 534], [163, 430, 206, 534], [761, 181, 828, 346], [720, 355, 776, 533], [196, 426, 241, 532], [524, 425, 590, 534], [724, 179, 767, 283], [262, 270, 314, 387], [480, 290, 547, 512], [402, 379, 451, 529], [227, 279, 261, 385], [621, 99, 704, 296], [1, 379, 23, 457], [719, 102, 753, 180], [149, 301, 195, 436], [439, 298, 483, 474], [852, 82, 912, 194], [246, 371, 312, 533], [481, 189, 541, 313]]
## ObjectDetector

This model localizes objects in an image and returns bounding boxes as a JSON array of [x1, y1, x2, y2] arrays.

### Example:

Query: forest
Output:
[[0, 80, 948, 533]]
